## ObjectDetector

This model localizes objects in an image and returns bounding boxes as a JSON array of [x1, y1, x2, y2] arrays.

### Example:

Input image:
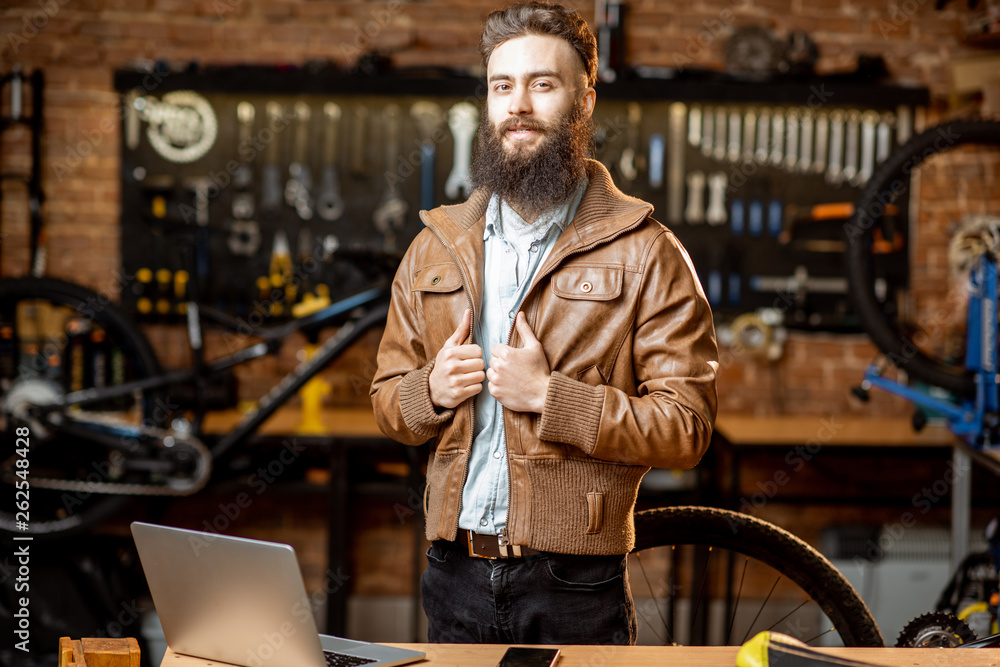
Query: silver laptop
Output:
[[131, 522, 425, 667]]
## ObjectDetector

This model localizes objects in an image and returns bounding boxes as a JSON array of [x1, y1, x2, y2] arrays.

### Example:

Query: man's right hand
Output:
[[429, 308, 485, 409]]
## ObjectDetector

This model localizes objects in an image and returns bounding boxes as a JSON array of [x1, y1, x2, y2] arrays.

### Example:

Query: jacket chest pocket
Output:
[[413, 263, 466, 346], [546, 265, 626, 381], [551, 265, 623, 302]]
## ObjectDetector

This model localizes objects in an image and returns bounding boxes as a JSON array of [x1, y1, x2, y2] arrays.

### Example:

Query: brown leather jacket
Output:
[[371, 160, 718, 555]]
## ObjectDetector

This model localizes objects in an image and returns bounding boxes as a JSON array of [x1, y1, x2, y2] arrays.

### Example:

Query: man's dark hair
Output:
[[480, 2, 598, 88]]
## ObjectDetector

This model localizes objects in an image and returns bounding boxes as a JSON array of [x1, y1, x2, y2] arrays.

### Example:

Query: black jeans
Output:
[[421, 540, 637, 644]]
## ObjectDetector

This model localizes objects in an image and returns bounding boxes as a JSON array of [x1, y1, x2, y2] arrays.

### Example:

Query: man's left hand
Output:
[[487, 312, 550, 413]]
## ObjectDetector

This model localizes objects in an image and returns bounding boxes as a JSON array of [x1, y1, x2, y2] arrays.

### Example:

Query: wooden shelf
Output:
[[715, 414, 954, 448], [201, 405, 384, 439]]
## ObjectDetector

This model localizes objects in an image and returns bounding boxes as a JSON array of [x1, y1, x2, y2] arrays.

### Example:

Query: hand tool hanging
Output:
[[0, 65, 45, 277], [410, 101, 445, 213], [665, 102, 686, 225], [314, 102, 344, 262], [372, 104, 407, 251], [618, 102, 642, 181], [445, 102, 478, 200], [227, 101, 261, 258], [260, 101, 285, 213], [316, 102, 345, 223], [285, 101, 314, 221]]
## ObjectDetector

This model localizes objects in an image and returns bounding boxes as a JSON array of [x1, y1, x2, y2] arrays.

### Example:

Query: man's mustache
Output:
[[497, 117, 549, 134]]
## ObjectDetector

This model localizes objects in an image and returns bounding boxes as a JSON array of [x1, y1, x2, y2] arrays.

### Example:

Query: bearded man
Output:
[[371, 1, 718, 645]]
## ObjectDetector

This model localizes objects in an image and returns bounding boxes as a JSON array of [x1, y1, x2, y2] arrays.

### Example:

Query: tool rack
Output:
[[113, 65, 929, 333]]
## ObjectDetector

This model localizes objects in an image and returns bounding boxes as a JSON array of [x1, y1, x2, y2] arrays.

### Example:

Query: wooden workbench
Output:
[[161, 643, 1000, 666]]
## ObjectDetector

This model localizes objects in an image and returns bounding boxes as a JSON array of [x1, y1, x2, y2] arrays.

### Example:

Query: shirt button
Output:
[[480, 518, 488, 527], [493, 450, 501, 459], [508, 311, 515, 319], [529, 242, 539, 253]]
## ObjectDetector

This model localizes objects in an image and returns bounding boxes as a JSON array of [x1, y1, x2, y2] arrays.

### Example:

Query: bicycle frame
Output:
[[859, 253, 1000, 452], [37, 284, 390, 459]]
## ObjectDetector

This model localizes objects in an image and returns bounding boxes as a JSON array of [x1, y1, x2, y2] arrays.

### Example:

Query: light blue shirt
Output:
[[458, 179, 588, 537]]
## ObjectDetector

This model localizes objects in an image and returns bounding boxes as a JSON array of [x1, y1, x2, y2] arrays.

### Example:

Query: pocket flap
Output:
[[552, 266, 622, 301], [413, 264, 462, 293]]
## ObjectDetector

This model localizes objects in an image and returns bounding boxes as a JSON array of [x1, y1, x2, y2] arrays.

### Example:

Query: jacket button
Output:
[[431, 275, 441, 285], [580, 281, 593, 293]]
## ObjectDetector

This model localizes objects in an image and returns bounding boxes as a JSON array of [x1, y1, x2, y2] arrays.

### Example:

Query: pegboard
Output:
[[114, 65, 928, 332]]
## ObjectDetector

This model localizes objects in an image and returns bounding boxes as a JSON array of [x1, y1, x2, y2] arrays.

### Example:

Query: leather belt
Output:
[[456, 529, 542, 559]]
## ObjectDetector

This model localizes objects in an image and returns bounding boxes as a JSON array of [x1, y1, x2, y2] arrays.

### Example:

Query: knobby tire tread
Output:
[[632, 506, 884, 647]]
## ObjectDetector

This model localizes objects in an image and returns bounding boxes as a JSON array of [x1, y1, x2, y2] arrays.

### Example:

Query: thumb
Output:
[[515, 312, 539, 347], [445, 308, 471, 347]]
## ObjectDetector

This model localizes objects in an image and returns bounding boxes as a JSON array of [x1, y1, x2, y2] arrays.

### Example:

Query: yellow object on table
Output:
[[297, 342, 331, 434]]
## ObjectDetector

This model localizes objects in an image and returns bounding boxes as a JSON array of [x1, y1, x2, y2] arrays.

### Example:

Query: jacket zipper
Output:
[[422, 206, 649, 544], [502, 209, 649, 545], [421, 217, 477, 540]]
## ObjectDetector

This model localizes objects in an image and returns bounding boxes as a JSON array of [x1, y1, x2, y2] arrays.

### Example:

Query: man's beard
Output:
[[470, 102, 593, 219]]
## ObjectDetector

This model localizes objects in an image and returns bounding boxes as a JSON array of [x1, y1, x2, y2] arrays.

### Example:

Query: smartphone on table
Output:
[[496, 646, 560, 667]]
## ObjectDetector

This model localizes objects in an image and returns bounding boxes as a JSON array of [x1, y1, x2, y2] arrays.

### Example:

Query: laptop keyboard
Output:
[[323, 651, 377, 667]]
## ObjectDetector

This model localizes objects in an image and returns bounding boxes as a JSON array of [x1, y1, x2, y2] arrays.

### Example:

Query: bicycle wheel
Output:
[[0, 277, 163, 538], [846, 119, 1000, 396], [630, 506, 883, 647]]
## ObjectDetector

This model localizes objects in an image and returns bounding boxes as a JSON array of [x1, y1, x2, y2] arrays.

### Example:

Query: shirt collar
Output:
[[483, 176, 589, 241]]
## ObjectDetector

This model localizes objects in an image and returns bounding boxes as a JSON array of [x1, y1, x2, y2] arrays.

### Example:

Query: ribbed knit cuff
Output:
[[399, 360, 454, 437], [538, 372, 604, 454]]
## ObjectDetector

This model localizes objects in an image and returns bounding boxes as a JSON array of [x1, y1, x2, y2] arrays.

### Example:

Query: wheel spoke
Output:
[[633, 550, 673, 645], [631, 506, 883, 647], [726, 555, 750, 645], [689, 546, 713, 642], [739, 575, 781, 645]]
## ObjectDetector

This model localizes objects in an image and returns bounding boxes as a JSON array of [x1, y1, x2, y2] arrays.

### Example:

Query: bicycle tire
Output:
[[0, 277, 163, 538], [846, 119, 1000, 396], [631, 506, 883, 647]]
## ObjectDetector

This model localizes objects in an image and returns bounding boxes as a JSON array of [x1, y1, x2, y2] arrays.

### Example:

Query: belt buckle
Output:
[[466, 531, 497, 560], [466, 531, 524, 559]]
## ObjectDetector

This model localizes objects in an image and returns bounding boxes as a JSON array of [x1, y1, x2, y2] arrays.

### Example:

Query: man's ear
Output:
[[580, 86, 596, 118]]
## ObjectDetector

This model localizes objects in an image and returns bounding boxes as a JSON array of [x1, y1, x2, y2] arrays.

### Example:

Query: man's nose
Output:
[[507, 87, 531, 115]]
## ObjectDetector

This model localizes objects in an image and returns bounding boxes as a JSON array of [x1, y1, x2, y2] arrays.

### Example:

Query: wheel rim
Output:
[[846, 120, 1000, 396], [631, 506, 883, 647], [0, 278, 163, 538]]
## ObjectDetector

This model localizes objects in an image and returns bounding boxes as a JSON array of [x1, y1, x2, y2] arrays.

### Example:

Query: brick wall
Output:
[[0, 0, 991, 419]]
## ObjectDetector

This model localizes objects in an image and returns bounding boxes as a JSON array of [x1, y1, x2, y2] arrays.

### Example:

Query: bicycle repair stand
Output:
[[857, 252, 1000, 570]]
